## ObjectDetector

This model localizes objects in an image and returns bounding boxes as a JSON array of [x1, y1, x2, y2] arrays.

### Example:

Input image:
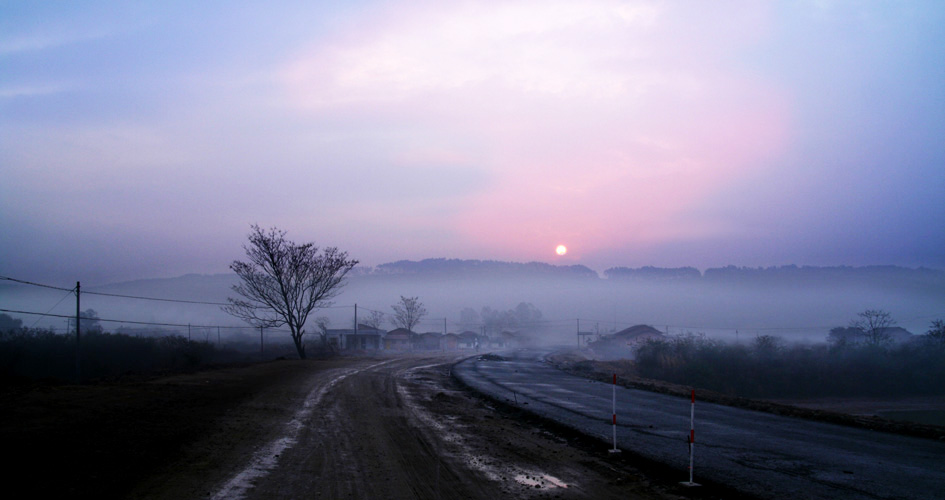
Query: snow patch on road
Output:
[[397, 360, 574, 495], [514, 473, 569, 489], [210, 360, 394, 500]]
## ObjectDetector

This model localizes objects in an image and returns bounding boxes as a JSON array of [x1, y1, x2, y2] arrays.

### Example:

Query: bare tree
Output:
[[392, 296, 427, 333], [362, 310, 386, 331], [851, 309, 895, 347], [925, 319, 945, 346], [314, 316, 332, 350], [224, 225, 358, 359], [68, 309, 103, 334]]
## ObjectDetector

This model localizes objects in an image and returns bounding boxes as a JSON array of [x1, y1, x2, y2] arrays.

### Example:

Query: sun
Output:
[[555, 244, 567, 256]]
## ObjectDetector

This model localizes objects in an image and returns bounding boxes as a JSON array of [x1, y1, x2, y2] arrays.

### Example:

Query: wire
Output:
[[2, 274, 370, 308], [81, 290, 230, 306], [0, 308, 291, 333], [0, 276, 74, 292], [27, 286, 77, 329], [5, 275, 941, 335]]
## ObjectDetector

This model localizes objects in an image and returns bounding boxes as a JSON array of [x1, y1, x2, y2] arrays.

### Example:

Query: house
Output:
[[346, 324, 384, 350], [881, 327, 914, 344], [322, 328, 347, 349], [457, 331, 480, 350], [415, 332, 443, 351], [384, 328, 413, 350], [588, 324, 664, 359], [442, 333, 459, 350], [485, 331, 517, 349], [829, 326, 915, 346], [323, 325, 383, 350]]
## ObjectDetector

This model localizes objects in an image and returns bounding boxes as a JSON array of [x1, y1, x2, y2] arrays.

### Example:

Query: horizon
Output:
[[5, 258, 945, 289], [3, 260, 943, 341], [3, 1, 944, 285]]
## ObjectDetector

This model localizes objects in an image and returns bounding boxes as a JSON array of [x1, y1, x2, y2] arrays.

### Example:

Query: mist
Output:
[[3, 262, 942, 348]]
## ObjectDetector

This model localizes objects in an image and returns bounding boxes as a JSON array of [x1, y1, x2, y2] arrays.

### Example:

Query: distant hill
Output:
[[604, 266, 701, 281], [79, 262, 945, 291], [605, 264, 945, 289], [371, 258, 600, 279]]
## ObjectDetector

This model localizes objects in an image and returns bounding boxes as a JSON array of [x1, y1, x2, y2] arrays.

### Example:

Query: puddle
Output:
[[514, 473, 569, 489]]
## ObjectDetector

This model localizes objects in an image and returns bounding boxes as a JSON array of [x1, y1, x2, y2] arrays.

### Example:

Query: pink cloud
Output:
[[279, 1, 790, 264]]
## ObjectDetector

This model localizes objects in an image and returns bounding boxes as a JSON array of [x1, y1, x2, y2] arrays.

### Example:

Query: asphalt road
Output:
[[453, 349, 945, 500]]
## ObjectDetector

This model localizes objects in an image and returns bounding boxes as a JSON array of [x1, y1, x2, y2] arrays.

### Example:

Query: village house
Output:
[[588, 324, 664, 359], [384, 328, 413, 350], [347, 324, 384, 350], [442, 333, 459, 350], [323, 325, 384, 350], [457, 331, 480, 350], [415, 332, 443, 351]]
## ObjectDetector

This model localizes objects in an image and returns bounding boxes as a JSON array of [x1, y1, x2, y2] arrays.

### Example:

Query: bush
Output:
[[0, 328, 253, 383], [633, 333, 945, 399]]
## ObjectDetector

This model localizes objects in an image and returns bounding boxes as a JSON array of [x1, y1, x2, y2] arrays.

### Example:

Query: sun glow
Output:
[[555, 244, 567, 256]]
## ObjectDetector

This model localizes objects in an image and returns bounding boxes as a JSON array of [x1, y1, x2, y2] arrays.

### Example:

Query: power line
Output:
[[82, 290, 230, 306], [27, 287, 77, 330], [0, 276, 74, 292], [2, 275, 372, 308], [0, 308, 291, 333], [6, 275, 941, 335]]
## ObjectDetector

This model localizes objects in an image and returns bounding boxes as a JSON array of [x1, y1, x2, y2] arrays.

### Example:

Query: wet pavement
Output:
[[454, 349, 945, 500]]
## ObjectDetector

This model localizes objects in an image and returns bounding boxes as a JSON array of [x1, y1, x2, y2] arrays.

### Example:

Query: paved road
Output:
[[454, 349, 945, 500]]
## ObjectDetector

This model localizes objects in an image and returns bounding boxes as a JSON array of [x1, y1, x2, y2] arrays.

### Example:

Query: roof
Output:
[[325, 327, 383, 336], [385, 328, 413, 339], [612, 325, 663, 339]]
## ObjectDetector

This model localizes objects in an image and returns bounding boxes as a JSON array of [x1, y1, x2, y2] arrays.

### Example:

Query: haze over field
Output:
[[3, 262, 943, 348], [2, 1, 944, 288]]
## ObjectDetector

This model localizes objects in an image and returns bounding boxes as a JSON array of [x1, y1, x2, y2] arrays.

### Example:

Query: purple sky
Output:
[[2, 1, 944, 285]]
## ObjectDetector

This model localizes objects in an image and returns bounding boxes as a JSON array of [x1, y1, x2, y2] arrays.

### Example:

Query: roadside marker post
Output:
[[681, 389, 700, 487], [609, 373, 621, 453]]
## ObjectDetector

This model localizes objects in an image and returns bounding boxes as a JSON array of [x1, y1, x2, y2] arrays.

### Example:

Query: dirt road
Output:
[[200, 354, 703, 500], [4, 355, 742, 499]]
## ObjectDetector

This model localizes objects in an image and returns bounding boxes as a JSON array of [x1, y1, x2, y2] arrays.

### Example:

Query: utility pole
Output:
[[75, 281, 81, 384]]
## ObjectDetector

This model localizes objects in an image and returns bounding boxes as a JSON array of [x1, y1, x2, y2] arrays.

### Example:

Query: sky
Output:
[[2, 0, 944, 285]]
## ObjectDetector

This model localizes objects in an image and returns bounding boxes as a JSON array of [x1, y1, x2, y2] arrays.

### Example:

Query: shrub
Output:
[[632, 332, 945, 399], [0, 329, 252, 383]]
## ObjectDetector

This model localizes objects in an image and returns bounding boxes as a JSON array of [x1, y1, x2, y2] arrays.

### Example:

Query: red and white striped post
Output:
[[681, 389, 700, 486], [609, 373, 621, 453]]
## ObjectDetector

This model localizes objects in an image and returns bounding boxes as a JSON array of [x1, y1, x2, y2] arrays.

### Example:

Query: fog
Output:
[[3, 263, 942, 347]]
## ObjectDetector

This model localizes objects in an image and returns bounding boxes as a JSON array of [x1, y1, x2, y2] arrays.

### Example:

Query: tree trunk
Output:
[[292, 331, 306, 359]]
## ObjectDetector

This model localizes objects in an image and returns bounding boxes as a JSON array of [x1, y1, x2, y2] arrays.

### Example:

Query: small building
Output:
[[457, 331, 479, 350], [415, 332, 443, 351], [485, 331, 515, 349], [347, 324, 384, 350], [588, 324, 664, 359], [324, 326, 383, 350], [384, 328, 413, 350], [882, 327, 915, 344], [442, 333, 459, 350]]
